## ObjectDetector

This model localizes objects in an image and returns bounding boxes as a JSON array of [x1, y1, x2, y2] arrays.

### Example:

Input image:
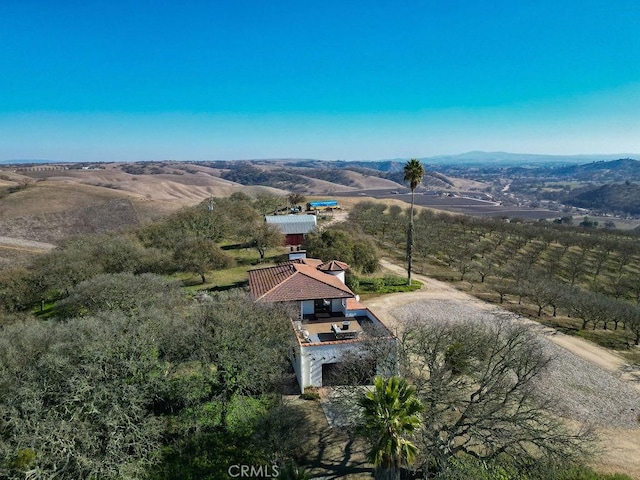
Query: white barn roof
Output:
[[265, 215, 317, 235]]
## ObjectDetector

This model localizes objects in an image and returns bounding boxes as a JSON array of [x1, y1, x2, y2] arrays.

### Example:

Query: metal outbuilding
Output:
[[265, 214, 317, 246]]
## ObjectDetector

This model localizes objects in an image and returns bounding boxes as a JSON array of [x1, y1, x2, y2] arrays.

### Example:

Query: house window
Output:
[[314, 298, 331, 314]]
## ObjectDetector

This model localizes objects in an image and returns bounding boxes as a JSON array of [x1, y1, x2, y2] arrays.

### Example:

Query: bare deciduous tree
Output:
[[623, 303, 640, 345], [568, 290, 614, 330], [397, 318, 590, 474]]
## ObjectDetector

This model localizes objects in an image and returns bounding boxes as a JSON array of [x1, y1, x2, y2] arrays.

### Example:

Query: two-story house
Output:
[[248, 257, 396, 392]]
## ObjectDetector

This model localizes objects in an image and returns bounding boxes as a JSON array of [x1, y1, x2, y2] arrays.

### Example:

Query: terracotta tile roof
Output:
[[346, 298, 365, 310], [248, 262, 354, 303], [286, 257, 324, 268], [248, 263, 297, 299], [318, 260, 350, 272]]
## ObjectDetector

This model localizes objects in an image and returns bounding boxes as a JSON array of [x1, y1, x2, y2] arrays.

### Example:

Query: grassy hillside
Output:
[[0, 198, 141, 244], [552, 158, 640, 182], [0, 181, 131, 217], [564, 182, 640, 215]]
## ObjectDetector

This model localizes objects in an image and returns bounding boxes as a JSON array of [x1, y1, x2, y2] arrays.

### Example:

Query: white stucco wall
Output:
[[323, 270, 346, 284], [331, 298, 346, 314], [297, 342, 358, 391], [292, 308, 398, 392], [295, 338, 398, 391]]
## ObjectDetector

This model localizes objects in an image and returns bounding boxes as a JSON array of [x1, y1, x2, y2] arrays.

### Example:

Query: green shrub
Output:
[[347, 275, 421, 294], [10, 448, 36, 470], [371, 277, 384, 291], [345, 275, 360, 292], [552, 465, 633, 480], [383, 275, 405, 286]]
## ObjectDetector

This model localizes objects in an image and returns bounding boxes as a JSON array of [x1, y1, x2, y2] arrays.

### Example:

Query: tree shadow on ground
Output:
[[297, 400, 372, 479]]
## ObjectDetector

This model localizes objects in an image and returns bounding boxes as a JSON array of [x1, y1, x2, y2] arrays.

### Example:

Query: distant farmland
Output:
[[332, 188, 559, 219]]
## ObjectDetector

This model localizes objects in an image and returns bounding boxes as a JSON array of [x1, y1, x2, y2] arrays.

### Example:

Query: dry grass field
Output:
[[0, 162, 405, 270], [0, 163, 290, 246], [0, 181, 130, 217], [0, 162, 411, 241], [341, 169, 406, 189]]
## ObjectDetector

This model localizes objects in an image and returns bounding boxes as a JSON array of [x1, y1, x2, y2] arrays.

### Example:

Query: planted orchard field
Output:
[[334, 187, 561, 219], [349, 200, 640, 349]]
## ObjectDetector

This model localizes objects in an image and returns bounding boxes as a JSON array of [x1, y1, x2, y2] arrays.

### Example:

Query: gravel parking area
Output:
[[395, 299, 640, 429]]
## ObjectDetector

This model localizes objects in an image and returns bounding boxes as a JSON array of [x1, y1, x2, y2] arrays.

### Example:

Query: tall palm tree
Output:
[[403, 158, 425, 285], [358, 376, 423, 480]]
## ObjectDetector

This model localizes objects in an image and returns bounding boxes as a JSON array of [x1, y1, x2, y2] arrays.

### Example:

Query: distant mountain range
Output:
[[2, 152, 638, 166], [416, 151, 640, 166], [0, 159, 64, 165]]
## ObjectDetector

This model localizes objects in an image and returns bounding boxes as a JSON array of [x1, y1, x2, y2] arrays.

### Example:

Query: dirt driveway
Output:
[[0, 236, 56, 253], [363, 259, 640, 478], [374, 259, 640, 388]]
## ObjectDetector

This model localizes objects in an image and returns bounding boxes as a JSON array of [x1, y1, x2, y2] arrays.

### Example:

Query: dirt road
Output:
[[0, 236, 56, 253]]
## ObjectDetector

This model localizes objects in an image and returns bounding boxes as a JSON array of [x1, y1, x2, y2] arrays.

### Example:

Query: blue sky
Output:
[[1, 0, 639, 161]]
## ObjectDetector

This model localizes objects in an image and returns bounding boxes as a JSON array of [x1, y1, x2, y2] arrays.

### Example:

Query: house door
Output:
[[314, 298, 331, 314]]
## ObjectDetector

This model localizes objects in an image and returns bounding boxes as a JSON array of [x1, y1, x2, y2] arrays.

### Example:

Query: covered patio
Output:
[[294, 313, 375, 343]]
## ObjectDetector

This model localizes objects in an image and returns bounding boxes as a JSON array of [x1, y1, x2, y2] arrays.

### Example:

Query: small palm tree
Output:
[[403, 158, 425, 285], [358, 376, 423, 480]]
